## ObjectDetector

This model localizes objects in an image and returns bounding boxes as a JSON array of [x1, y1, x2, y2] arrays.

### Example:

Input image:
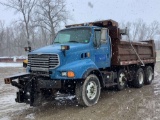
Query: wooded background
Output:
[[0, 0, 160, 57]]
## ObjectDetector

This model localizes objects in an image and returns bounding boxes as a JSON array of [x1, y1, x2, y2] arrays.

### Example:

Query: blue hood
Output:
[[30, 44, 61, 54], [30, 43, 90, 54], [29, 43, 91, 67]]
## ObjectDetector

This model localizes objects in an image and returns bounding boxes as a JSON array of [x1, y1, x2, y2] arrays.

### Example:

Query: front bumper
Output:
[[4, 72, 61, 89]]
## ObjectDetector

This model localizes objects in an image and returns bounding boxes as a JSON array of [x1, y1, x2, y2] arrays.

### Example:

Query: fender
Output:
[[82, 68, 99, 79], [51, 59, 98, 79], [82, 68, 105, 88]]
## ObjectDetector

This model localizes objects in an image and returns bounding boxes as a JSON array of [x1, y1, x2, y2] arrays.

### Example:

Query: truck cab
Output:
[[23, 25, 112, 106], [27, 26, 111, 80]]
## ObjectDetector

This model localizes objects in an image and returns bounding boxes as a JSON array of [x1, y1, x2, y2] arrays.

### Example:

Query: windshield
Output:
[[54, 28, 91, 44]]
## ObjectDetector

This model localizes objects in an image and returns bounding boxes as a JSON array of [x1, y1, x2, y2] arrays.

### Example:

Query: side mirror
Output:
[[24, 47, 31, 52], [61, 45, 70, 51], [120, 27, 129, 35], [61, 45, 70, 56], [101, 28, 108, 43]]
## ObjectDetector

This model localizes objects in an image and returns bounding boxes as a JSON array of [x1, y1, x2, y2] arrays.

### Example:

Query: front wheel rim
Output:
[[86, 81, 97, 100]]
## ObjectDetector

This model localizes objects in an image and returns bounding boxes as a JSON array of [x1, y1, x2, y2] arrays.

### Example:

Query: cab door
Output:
[[92, 29, 111, 68]]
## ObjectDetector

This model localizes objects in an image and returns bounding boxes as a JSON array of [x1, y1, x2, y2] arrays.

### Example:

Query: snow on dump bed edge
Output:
[[0, 63, 22, 67]]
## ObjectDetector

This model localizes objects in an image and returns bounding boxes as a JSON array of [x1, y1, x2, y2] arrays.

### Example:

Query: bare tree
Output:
[[146, 21, 159, 40], [120, 19, 159, 42], [35, 0, 68, 43], [0, 21, 6, 56], [137, 22, 147, 41], [0, 0, 37, 47]]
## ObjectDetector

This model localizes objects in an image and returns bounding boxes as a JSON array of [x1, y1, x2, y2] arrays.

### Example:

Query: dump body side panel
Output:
[[111, 39, 156, 65]]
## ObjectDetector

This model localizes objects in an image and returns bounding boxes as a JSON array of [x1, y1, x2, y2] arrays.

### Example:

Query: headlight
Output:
[[61, 71, 75, 78], [61, 72, 67, 76]]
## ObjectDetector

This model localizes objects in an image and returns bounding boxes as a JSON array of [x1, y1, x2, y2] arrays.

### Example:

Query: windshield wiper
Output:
[[69, 40, 79, 43]]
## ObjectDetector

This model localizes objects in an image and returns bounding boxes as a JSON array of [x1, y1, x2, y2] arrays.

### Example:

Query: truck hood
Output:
[[30, 43, 90, 54]]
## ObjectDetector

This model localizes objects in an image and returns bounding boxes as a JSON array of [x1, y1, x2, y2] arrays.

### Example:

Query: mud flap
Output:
[[102, 71, 117, 87]]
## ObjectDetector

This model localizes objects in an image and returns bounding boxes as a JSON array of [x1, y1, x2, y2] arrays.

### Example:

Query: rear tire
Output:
[[116, 69, 127, 90], [75, 74, 101, 107], [133, 68, 144, 88], [144, 66, 154, 85]]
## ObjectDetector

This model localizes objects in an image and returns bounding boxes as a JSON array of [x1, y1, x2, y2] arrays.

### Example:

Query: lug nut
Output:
[[26, 92, 30, 96]]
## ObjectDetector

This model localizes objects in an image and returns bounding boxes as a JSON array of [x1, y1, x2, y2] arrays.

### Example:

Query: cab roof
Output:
[[65, 19, 118, 28]]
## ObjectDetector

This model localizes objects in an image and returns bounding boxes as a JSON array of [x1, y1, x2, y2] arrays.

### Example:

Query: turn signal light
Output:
[[67, 71, 75, 78]]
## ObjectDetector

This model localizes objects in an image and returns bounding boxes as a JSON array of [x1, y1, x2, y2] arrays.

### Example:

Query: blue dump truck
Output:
[[4, 19, 156, 107]]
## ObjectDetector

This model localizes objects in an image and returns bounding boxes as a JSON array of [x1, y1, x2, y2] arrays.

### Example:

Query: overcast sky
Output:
[[0, 0, 160, 27]]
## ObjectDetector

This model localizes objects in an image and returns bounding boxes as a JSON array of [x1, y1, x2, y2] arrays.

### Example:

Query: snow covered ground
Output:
[[0, 63, 22, 67], [0, 62, 160, 120], [0, 56, 27, 59]]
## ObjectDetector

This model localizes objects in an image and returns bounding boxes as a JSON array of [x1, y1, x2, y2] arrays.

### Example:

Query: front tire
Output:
[[75, 74, 101, 107]]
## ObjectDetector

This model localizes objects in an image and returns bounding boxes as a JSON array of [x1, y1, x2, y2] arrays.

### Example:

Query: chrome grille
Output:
[[28, 54, 60, 71]]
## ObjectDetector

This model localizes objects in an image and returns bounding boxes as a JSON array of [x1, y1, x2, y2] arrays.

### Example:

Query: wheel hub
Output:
[[86, 81, 97, 100], [119, 73, 125, 86]]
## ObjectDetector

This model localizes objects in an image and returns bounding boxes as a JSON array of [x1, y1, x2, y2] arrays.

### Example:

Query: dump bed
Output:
[[111, 39, 156, 66]]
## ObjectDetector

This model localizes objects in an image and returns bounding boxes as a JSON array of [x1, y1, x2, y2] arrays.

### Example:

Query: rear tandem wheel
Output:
[[133, 68, 144, 88], [144, 66, 154, 85], [116, 69, 127, 90]]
